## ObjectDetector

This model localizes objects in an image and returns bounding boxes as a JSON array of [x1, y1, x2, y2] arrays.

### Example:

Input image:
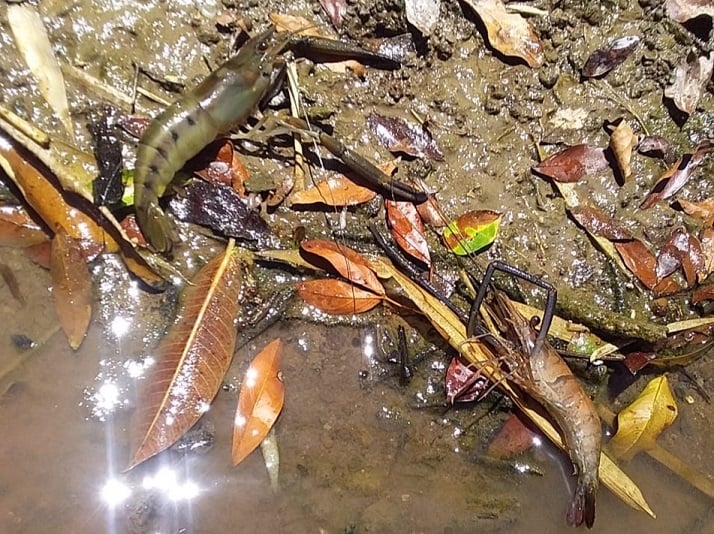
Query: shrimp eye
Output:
[[257, 40, 269, 52]]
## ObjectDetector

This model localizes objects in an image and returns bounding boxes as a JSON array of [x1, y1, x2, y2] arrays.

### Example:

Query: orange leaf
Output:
[[532, 145, 609, 183], [296, 279, 382, 314], [300, 239, 385, 295], [290, 175, 377, 206], [385, 199, 431, 268], [50, 229, 92, 349], [128, 244, 243, 469], [232, 338, 285, 465], [0, 204, 49, 247], [614, 239, 658, 289]]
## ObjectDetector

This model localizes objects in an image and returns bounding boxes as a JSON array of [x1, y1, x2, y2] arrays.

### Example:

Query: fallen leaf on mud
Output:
[[300, 239, 385, 295], [700, 227, 714, 276], [664, 52, 714, 115], [609, 375, 678, 461], [570, 206, 633, 241], [532, 145, 609, 183], [640, 140, 714, 209], [119, 214, 148, 247], [442, 209, 501, 255], [581, 36, 640, 78], [692, 284, 714, 303], [51, 230, 92, 349], [319, 0, 347, 28], [194, 140, 248, 195], [128, 243, 243, 469], [487, 412, 539, 459], [637, 135, 676, 164], [233, 338, 285, 465], [656, 228, 706, 285], [462, 0, 544, 67], [0, 204, 49, 247], [622, 352, 657, 375], [445, 356, 489, 404], [385, 200, 432, 269], [614, 239, 658, 289], [7, 4, 74, 139], [290, 175, 377, 206], [608, 120, 638, 183], [296, 279, 382, 314], [678, 197, 714, 226], [405, 0, 441, 36], [366, 113, 444, 161], [416, 194, 448, 227], [666, 0, 714, 24]]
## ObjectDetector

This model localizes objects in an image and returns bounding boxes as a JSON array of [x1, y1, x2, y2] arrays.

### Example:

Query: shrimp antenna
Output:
[[468, 260, 557, 360]]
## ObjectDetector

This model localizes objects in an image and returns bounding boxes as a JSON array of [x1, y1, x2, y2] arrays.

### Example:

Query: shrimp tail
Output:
[[567, 477, 596, 528], [135, 194, 178, 254]]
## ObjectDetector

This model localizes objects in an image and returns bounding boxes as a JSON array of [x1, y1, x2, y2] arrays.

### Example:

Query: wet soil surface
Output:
[[1, 0, 713, 533]]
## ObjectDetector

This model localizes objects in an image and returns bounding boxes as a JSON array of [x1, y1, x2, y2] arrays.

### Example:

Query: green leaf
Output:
[[442, 210, 501, 255]]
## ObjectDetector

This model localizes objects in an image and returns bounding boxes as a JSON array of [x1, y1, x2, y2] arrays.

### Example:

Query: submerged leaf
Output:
[[367, 113, 444, 160], [50, 230, 92, 349], [640, 140, 713, 209], [664, 52, 714, 115], [442, 209, 501, 255], [289, 175, 377, 206], [445, 356, 490, 404], [0, 204, 49, 247], [385, 200, 432, 269], [233, 339, 285, 465], [582, 36, 640, 78], [609, 376, 678, 461], [533, 145, 609, 183], [129, 244, 243, 469], [570, 206, 632, 241], [463, 0, 544, 67], [486, 412, 539, 459], [296, 279, 382, 314], [300, 239, 385, 295]]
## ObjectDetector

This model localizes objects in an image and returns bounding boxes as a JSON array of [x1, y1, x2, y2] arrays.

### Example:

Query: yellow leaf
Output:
[[609, 376, 678, 461]]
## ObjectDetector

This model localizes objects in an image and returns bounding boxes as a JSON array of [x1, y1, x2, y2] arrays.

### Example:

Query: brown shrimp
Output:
[[133, 28, 289, 253], [482, 290, 601, 528]]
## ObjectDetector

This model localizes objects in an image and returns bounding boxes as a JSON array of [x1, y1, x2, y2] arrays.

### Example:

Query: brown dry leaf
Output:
[[679, 197, 714, 226], [641, 140, 714, 209], [692, 284, 714, 303], [486, 412, 539, 460], [233, 338, 285, 465], [701, 227, 714, 276], [300, 239, 385, 295], [664, 52, 714, 115], [7, 4, 74, 140], [385, 200, 432, 268], [462, 0, 544, 67], [416, 194, 448, 227], [609, 376, 678, 461], [614, 239, 658, 289], [366, 113, 444, 161], [656, 228, 706, 285], [128, 243, 243, 469], [296, 279, 382, 314], [608, 120, 638, 182], [582, 36, 640, 78], [570, 206, 633, 241], [666, 0, 714, 22], [0, 204, 49, 247], [50, 230, 92, 350], [290, 175, 377, 206], [532, 145, 609, 183]]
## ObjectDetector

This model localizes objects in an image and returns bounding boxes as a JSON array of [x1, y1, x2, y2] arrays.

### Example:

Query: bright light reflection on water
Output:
[[142, 467, 201, 501], [100, 478, 131, 507]]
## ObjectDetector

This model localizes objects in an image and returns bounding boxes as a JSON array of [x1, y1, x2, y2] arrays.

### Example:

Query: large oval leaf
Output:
[[442, 210, 501, 255], [532, 145, 609, 183], [385, 199, 432, 268], [128, 243, 243, 469], [296, 279, 382, 314], [233, 338, 285, 465]]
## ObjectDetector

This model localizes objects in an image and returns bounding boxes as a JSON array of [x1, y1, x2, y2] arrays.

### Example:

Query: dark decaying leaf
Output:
[[666, 0, 714, 24], [532, 145, 609, 183], [692, 284, 714, 303], [570, 206, 632, 240], [385, 199, 432, 269], [637, 135, 676, 164], [640, 140, 713, 209], [664, 52, 714, 115], [623, 352, 657, 375], [233, 338, 285, 465], [655, 228, 706, 285], [582, 36, 640, 78], [296, 279, 382, 314], [289, 175, 377, 206], [119, 214, 148, 247], [367, 113, 444, 161], [170, 180, 275, 247], [129, 246, 243, 469], [445, 356, 490, 404], [50, 229, 92, 350], [0, 204, 49, 247], [614, 239, 658, 289], [300, 239, 385, 295], [87, 108, 124, 206], [486, 412, 539, 460], [319, 0, 347, 28]]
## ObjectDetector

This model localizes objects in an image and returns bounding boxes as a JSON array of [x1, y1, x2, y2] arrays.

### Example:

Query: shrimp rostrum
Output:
[[133, 26, 425, 253], [468, 262, 602, 529]]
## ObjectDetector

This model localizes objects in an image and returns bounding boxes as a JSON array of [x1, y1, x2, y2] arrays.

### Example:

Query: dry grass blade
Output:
[[128, 241, 243, 469], [370, 257, 656, 519]]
